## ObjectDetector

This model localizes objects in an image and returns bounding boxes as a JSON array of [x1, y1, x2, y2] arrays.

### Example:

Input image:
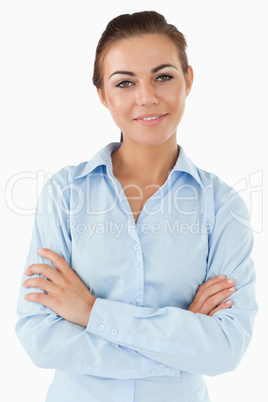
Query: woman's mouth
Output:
[[134, 113, 168, 126]]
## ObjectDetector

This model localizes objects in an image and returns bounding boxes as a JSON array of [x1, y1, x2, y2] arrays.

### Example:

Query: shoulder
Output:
[[47, 161, 95, 190], [177, 146, 240, 212], [197, 166, 250, 230], [198, 165, 244, 205], [198, 168, 232, 206], [45, 142, 116, 186], [47, 161, 90, 187]]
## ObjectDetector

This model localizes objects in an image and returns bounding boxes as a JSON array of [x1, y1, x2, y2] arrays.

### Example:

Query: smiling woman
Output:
[[15, 10, 257, 402], [97, 34, 193, 148]]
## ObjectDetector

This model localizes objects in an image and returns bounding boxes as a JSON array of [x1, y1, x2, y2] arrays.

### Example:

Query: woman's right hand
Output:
[[188, 275, 236, 316]]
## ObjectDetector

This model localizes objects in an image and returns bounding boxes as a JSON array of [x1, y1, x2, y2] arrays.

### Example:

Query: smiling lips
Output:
[[134, 113, 168, 126]]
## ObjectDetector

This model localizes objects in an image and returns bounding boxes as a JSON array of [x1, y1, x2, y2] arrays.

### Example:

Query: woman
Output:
[[16, 11, 257, 402]]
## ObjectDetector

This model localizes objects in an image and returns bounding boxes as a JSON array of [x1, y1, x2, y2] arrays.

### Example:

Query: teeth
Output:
[[142, 116, 161, 121]]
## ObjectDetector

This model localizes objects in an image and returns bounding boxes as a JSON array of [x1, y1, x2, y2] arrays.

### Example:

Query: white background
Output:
[[1, 0, 267, 400]]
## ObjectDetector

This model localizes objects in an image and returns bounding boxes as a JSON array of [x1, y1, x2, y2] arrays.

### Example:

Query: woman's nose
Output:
[[135, 83, 159, 106]]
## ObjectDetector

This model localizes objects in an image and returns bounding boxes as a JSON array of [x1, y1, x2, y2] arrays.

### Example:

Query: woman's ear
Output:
[[185, 66, 194, 97], [97, 88, 108, 108]]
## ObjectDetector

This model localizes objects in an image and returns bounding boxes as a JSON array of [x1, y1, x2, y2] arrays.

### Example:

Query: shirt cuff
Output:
[[87, 298, 138, 344]]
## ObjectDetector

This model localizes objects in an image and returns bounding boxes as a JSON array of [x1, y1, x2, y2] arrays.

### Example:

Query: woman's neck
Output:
[[111, 135, 179, 183]]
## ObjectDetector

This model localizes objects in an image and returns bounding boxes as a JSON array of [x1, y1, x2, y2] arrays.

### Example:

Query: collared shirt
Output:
[[16, 142, 257, 402]]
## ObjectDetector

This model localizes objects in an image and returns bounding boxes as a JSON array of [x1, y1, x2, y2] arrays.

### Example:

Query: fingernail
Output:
[[226, 300, 232, 305], [37, 248, 44, 254], [218, 275, 226, 279], [227, 279, 235, 284], [229, 287, 236, 292]]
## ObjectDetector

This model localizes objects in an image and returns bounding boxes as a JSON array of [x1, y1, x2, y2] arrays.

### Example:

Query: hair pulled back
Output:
[[92, 11, 189, 90]]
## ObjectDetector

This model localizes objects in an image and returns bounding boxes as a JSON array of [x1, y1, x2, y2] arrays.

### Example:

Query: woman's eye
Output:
[[156, 74, 173, 82], [116, 81, 133, 88]]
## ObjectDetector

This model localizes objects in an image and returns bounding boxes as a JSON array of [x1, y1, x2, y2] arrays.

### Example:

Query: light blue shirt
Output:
[[16, 142, 257, 402]]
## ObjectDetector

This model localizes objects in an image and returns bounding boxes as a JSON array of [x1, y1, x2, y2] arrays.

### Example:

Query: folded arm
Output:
[[85, 190, 257, 376], [16, 175, 257, 378], [16, 177, 175, 379]]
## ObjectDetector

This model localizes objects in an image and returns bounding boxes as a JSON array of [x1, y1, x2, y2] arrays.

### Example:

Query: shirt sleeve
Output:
[[87, 188, 258, 376], [15, 174, 181, 380]]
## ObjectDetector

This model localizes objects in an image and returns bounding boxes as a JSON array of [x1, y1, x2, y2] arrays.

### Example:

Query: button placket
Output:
[[128, 230, 144, 306]]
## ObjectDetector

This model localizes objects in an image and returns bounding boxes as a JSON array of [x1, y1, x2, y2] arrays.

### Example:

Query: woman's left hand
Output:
[[23, 248, 97, 327]]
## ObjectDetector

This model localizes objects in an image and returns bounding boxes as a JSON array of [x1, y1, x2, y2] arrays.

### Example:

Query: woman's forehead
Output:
[[102, 34, 181, 75]]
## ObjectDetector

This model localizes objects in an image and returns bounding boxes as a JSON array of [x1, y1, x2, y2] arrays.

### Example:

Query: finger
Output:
[[201, 287, 236, 315], [23, 277, 56, 294], [37, 248, 70, 273], [194, 276, 226, 299], [199, 275, 227, 290], [208, 299, 233, 316], [25, 263, 59, 282], [196, 278, 236, 308], [24, 292, 56, 312]]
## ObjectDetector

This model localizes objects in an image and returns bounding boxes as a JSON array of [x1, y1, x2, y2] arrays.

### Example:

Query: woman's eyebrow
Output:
[[152, 63, 178, 74], [108, 63, 178, 80]]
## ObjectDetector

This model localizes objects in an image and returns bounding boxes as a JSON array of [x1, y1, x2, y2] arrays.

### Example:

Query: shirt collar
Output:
[[74, 142, 203, 188], [172, 146, 203, 188], [74, 142, 121, 179]]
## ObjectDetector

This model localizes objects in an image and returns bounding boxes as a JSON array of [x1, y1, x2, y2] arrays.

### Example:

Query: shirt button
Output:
[[134, 244, 139, 251], [164, 367, 170, 374], [111, 328, 118, 336], [132, 260, 139, 267], [150, 369, 157, 375], [98, 324, 105, 332]]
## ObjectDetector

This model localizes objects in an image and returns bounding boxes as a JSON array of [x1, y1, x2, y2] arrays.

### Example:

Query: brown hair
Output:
[[92, 11, 190, 142]]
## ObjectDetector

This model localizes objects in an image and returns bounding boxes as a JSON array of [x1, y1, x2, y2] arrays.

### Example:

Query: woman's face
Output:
[[98, 34, 193, 147]]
